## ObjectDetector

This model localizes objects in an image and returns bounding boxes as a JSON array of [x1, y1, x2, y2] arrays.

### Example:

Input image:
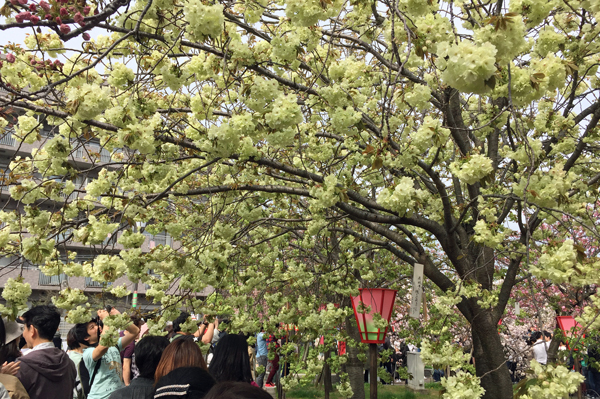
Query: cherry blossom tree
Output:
[[2, 0, 600, 397]]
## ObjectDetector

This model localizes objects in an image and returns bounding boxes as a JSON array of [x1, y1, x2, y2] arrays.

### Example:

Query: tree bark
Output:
[[471, 310, 513, 399], [323, 349, 332, 399], [546, 321, 562, 365], [345, 314, 366, 399]]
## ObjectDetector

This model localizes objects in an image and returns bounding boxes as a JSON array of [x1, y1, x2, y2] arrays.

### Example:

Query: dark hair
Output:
[[154, 336, 207, 384], [0, 320, 5, 365], [72, 318, 100, 346], [1, 340, 22, 363], [172, 312, 190, 334], [131, 315, 143, 328], [73, 322, 91, 346], [543, 331, 552, 339], [0, 318, 5, 348], [135, 335, 169, 380], [21, 305, 61, 341], [204, 381, 273, 399], [67, 327, 80, 350], [53, 333, 62, 349], [531, 331, 542, 342], [209, 334, 253, 383]]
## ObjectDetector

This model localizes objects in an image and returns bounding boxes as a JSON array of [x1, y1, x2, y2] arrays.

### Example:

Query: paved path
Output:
[[264, 386, 277, 398]]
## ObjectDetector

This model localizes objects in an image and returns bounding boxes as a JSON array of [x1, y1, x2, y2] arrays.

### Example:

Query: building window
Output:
[[142, 231, 170, 247], [0, 255, 17, 268], [100, 148, 111, 163], [85, 277, 112, 288], [75, 254, 95, 264], [0, 127, 16, 147], [39, 271, 68, 286], [55, 229, 73, 243], [103, 232, 118, 246]]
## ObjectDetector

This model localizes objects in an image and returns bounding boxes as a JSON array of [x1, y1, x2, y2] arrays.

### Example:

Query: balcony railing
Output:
[[0, 130, 15, 147], [143, 231, 169, 247], [39, 272, 68, 286], [59, 191, 78, 202], [153, 233, 168, 246], [85, 277, 112, 288]]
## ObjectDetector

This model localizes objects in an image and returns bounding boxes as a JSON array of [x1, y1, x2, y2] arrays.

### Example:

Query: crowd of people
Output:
[[0, 305, 275, 399], [2, 304, 600, 399]]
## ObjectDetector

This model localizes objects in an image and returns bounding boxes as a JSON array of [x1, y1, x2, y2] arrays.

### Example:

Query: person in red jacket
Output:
[[16, 305, 76, 399]]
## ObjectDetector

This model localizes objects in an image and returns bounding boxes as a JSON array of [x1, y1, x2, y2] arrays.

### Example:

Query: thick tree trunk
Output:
[[471, 312, 513, 399], [345, 314, 366, 399], [546, 318, 563, 365], [323, 349, 332, 399]]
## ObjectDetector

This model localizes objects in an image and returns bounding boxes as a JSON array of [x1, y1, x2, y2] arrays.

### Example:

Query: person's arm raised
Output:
[[121, 322, 140, 349], [201, 323, 215, 344], [91, 341, 110, 362]]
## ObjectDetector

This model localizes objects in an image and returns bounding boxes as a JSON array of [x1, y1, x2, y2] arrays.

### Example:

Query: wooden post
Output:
[[370, 343, 378, 399], [575, 358, 582, 399], [323, 349, 331, 399]]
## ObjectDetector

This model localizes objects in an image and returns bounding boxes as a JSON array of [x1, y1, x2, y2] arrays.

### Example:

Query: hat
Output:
[[2, 318, 24, 345], [154, 367, 215, 399]]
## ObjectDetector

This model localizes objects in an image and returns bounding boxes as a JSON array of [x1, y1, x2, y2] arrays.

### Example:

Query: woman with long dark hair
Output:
[[208, 334, 255, 385]]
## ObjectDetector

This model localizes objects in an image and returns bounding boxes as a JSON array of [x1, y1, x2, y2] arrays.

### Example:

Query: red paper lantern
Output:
[[556, 316, 584, 350], [351, 288, 398, 344]]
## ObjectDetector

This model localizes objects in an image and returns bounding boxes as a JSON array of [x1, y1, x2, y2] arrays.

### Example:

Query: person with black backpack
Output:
[[72, 308, 140, 399]]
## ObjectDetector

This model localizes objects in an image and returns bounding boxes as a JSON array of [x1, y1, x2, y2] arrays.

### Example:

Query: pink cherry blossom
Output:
[[17, 0, 27, 5], [39, 0, 50, 11], [59, 23, 70, 34], [30, 14, 40, 23], [74, 12, 84, 25], [82, 32, 91, 41], [28, 3, 36, 11], [15, 11, 32, 22], [6, 54, 16, 63], [82, 6, 90, 14], [59, 7, 68, 16]]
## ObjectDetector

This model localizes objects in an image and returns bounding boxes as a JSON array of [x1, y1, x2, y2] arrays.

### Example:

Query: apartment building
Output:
[[0, 110, 213, 336]]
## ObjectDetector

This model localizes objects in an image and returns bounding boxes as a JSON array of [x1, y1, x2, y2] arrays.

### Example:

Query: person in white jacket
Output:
[[532, 331, 552, 365]]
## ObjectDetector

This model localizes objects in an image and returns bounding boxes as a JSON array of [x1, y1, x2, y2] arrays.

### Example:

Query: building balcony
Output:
[[38, 271, 68, 287], [0, 129, 15, 147]]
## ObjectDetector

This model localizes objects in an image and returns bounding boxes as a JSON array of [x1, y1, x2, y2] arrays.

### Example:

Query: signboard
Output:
[[409, 263, 424, 319]]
